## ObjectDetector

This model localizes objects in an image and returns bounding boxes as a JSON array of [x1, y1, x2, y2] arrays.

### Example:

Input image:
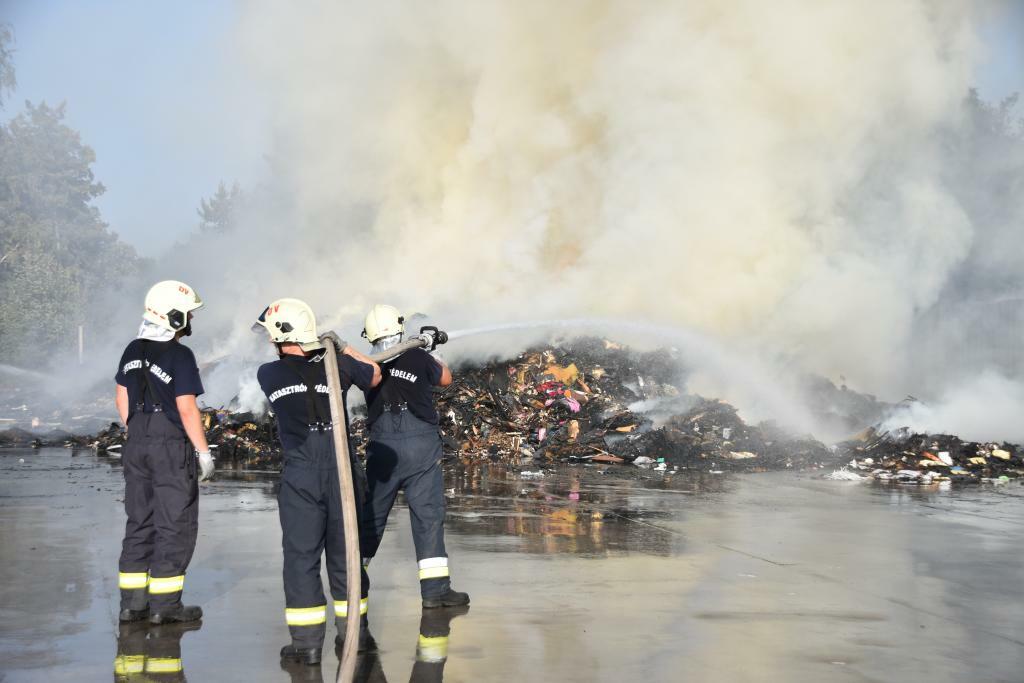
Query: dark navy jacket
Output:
[[115, 339, 204, 431], [258, 353, 375, 451]]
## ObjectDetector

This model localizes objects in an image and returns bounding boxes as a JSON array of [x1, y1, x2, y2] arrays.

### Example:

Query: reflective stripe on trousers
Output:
[[149, 575, 185, 594], [285, 605, 327, 626], [417, 634, 449, 662], [334, 597, 368, 617], [118, 572, 149, 590], [114, 654, 145, 675], [418, 556, 450, 580], [119, 571, 186, 595], [146, 657, 183, 673]]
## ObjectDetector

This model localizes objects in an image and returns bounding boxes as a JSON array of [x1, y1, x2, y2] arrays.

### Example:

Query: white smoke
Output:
[[155, 1, 1023, 439], [883, 371, 1024, 443]]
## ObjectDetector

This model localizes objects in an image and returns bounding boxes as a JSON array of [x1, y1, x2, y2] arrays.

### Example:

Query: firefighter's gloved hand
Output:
[[197, 450, 215, 481], [320, 330, 348, 352]]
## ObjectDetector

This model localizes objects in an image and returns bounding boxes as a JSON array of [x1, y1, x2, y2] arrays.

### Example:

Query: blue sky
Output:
[[2, 0, 269, 255], [1, 1, 1022, 257]]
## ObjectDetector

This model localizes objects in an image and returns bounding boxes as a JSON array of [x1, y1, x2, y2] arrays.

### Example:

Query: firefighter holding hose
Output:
[[253, 298, 381, 666], [115, 280, 213, 626], [359, 305, 470, 610]]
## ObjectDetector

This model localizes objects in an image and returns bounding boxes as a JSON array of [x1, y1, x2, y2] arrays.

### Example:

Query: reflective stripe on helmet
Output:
[[252, 298, 322, 349], [143, 280, 203, 332]]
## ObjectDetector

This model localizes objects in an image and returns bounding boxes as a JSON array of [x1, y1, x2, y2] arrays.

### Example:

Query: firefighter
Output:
[[115, 280, 214, 626], [254, 298, 382, 666], [359, 305, 470, 610]]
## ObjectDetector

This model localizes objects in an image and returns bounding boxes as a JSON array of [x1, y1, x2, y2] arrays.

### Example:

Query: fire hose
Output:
[[319, 327, 448, 683]]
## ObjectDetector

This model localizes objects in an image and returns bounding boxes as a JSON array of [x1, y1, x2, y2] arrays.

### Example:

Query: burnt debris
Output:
[[4, 337, 1021, 483], [425, 338, 835, 472], [832, 427, 1023, 484]]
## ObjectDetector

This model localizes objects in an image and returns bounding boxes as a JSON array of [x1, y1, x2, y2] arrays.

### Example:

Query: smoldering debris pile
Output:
[[87, 409, 280, 469], [832, 427, 1024, 485], [73, 337, 838, 473], [7, 336, 1022, 485], [199, 410, 281, 468], [427, 338, 835, 472], [0, 425, 102, 450]]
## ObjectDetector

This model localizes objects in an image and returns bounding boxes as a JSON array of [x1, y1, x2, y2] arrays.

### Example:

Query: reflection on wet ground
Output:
[[2, 449, 1024, 681], [446, 464, 733, 557]]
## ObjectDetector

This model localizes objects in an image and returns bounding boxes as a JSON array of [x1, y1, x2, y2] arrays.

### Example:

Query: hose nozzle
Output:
[[419, 326, 448, 350]]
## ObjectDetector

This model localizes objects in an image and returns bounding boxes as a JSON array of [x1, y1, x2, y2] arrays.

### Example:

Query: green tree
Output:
[[0, 102, 142, 364], [197, 180, 243, 233]]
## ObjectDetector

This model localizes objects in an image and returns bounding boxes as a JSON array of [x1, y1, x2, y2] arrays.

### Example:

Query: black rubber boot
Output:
[[335, 615, 377, 653], [422, 588, 470, 609], [149, 604, 203, 625], [280, 644, 322, 666], [118, 607, 150, 623]]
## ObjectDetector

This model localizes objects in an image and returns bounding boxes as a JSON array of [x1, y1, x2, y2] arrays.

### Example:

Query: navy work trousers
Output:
[[118, 412, 198, 612], [360, 411, 451, 599], [279, 430, 370, 648]]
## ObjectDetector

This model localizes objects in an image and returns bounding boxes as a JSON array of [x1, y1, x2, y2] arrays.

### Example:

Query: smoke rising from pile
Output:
[[169, 1, 1021, 439]]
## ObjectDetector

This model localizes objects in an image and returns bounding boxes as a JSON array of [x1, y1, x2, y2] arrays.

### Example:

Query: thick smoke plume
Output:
[[149, 1, 1022, 439]]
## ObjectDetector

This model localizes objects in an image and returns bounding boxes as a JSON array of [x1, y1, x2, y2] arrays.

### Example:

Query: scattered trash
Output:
[[725, 451, 757, 460], [835, 428, 1023, 484], [825, 467, 866, 481]]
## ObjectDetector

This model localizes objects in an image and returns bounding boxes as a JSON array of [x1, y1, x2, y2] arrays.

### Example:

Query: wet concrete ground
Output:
[[2, 449, 1024, 682]]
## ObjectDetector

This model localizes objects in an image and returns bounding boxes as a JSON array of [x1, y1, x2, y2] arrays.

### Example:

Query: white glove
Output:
[[198, 450, 215, 481]]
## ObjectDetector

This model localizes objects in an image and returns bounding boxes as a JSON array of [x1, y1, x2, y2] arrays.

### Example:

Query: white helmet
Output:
[[143, 280, 203, 332], [253, 298, 323, 351], [363, 304, 404, 343]]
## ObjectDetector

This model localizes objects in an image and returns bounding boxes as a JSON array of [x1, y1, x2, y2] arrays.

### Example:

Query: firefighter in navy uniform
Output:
[[115, 280, 214, 626], [254, 298, 382, 666], [359, 305, 470, 610]]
